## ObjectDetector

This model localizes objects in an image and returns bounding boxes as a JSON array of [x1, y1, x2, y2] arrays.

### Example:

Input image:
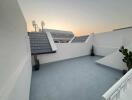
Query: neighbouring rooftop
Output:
[[45, 29, 74, 38], [30, 56, 122, 100], [113, 26, 132, 31], [45, 29, 74, 43], [71, 35, 89, 43]]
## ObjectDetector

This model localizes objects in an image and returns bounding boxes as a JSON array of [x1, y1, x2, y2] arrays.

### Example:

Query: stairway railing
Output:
[[103, 69, 132, 100], [46, 31, 57, 51]]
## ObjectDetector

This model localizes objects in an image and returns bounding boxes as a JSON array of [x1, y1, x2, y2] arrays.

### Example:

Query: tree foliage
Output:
[[119, 46, 132, 70]]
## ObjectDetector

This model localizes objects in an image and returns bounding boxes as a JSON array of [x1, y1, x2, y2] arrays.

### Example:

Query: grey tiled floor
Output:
[[30, 56, 122, 100]]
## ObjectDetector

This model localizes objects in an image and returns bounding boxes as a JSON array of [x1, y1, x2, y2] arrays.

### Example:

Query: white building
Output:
[[40, 29, 74, 43]]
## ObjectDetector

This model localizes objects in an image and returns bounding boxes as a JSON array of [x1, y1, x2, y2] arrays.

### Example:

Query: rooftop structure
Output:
[[28, 32, 56, 55]]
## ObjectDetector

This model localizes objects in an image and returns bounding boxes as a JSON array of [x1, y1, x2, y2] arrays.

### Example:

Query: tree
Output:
[[119, 46, 132, 70]]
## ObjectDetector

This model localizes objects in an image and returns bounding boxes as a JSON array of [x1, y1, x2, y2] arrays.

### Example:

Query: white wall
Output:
[[8, 56, 31, 100], [96, 51, 127, 70], [95, 29, 132, 70], [35, 33, 93, 64], [37, 42, 92, 64], [94, 28, 132, 56], [0, 0, 31, 100]]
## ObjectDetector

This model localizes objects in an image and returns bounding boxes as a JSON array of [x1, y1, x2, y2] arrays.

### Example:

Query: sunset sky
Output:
[[19, 0, 132, 36]]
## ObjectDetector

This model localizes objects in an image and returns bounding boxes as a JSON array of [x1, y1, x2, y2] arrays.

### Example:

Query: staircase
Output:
[[28, 32, 56, 55]]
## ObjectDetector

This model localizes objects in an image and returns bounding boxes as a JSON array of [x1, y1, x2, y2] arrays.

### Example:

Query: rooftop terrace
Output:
[[1, 1, 132, 100], [30, 56, 122, 100]]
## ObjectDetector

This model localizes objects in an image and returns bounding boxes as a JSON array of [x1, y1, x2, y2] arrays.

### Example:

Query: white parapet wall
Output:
[[96, 43, 132, 71], [0, 55, 32, 100], [103, 69, 132, 100], [0, 0, 32, 100], [38, 43, 92, 64], [94, 28, 132, 56], [36, 33, 93, 64], [96, 51, 127, 70]]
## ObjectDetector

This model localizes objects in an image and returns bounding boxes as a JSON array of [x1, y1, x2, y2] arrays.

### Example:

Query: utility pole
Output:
[[32, 20, 38, 32], [41, 21, 45, 32]]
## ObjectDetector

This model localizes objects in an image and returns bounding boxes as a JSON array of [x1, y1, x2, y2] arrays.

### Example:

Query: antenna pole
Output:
[[41, 21, 45, 32], [32, 20, 38, 32]]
